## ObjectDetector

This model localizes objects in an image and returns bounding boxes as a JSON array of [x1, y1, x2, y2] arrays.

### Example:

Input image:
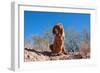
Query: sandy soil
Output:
[[24, 48, 90, 62]]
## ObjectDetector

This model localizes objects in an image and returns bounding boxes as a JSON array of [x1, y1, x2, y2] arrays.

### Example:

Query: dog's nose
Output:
[[58, 34, 61, 37]]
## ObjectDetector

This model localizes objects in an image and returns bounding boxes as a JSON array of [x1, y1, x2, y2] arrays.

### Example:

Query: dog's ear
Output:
[[53, 25, 58, 34]]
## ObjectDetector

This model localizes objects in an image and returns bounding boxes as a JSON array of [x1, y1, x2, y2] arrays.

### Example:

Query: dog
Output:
[[50, 23, 67, 55]]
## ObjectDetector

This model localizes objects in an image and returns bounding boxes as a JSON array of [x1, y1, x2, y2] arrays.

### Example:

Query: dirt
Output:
[[24, 48, 90, 62]]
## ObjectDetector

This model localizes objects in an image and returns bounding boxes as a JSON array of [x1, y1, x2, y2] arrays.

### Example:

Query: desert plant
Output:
[[24, 39, 33, 49], [82, 27, 90, 47], [32, 35, 51, 51], [64, 28, 81, 52], [79, 27, 90, 58]]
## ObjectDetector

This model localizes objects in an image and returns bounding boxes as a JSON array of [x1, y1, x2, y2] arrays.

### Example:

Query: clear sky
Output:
[[24, 11, 90, 40]]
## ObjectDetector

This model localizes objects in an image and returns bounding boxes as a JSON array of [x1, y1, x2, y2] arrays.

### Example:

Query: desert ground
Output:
[[24, 47, 90, 62]]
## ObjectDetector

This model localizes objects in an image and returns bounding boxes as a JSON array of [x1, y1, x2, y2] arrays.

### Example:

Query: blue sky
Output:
[[24, 11, 90, 40]]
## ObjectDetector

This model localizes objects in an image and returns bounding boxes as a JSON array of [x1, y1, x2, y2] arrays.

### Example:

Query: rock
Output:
[[24, 48, 90, 62]]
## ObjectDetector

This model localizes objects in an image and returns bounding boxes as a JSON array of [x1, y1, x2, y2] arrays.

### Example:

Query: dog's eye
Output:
[[60, 29, 63, 33]]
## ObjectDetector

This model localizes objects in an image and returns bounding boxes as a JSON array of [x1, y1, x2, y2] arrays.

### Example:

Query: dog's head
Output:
[[53, 23, 64, 37]]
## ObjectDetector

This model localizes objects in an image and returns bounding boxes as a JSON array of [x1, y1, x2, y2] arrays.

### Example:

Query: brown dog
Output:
[[50, 23, 67, 55]]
